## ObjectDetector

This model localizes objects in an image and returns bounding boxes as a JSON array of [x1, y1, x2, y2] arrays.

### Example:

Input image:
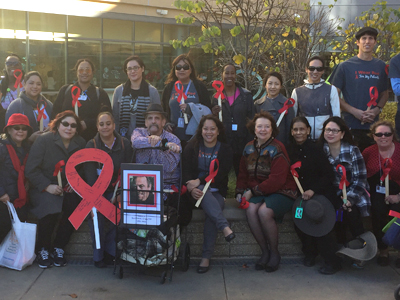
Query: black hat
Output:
[[355, 27, 378, 40], [292, 194, 336, 237], [143, 104, 167, 118], [336, 231, 377, 261]]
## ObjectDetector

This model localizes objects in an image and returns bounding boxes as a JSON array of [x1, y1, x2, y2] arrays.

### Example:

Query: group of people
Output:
[[1, 25, 400, 277]]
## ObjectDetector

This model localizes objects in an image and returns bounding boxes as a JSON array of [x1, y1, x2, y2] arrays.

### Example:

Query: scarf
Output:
[[6, 144, 29, 208]]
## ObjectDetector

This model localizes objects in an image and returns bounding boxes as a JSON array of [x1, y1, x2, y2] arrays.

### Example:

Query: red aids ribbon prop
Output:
[[380, 158, 392, 182], [385, 64, 389, 76], [336, 164, 349, 190], [71, 86, 82, 108], [367, 86, 378, 107], [205, 159, 219, 183], [290, 161, 301, 178], [389, 210, 400, 219], [212, 81, 226, 100], [171, 185, 187, 195], [53, 160, 65, 177], [66, 149, 120, 229], [278, 98, 296, 115], [239, 197, 250, 209], [13, 69, 23, 89], [174, 81, 187, 103], [36, 101, 47, 122]]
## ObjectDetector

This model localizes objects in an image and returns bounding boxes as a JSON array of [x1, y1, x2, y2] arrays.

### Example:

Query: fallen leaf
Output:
[[69, 294, 78, 299], [242, 264, 249, 268]]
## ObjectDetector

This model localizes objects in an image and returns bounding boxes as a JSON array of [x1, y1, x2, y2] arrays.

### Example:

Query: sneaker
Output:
[[37, 248, 52, 269], [52, 248, 67, 267]]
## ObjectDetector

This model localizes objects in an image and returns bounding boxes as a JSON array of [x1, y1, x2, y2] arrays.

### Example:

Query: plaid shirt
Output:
[[131, 128, 180, 193], [323, 142, 370, 217]]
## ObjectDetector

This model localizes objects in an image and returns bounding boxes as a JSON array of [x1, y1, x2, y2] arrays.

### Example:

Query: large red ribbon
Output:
[[212, 80, 226, 100], [278, 98, 296, 115], [205, 159, 219, 183], [367, 86, 378, 107], [336, 164, 350, 189], [174, 81, 187, 103], [239, 197, 250, 209], [36, 101, 47, 122], [380, 158, 392, 182], [290, 161, 301, 178], [66, 149, 120, 229], [71, 86, 82, 108], [13, 69, 23, 89], [385, 64, 389, 76], [53, 160, 65, 177]]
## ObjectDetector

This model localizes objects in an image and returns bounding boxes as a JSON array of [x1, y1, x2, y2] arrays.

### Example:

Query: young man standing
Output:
[[331, 27, 389, 151], [389, 53, 400, 135]]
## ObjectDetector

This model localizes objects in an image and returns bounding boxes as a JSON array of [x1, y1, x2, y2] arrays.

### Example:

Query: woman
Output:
[[6, 71, 53, 143], [287, 117, 341, 274], [162, 54, 211, 146], [0, 114, 31, 244], [211, 63, 255, 175], [51, 58, 111, 141], [84, 109, 133, 268], [291, 56, 340, 141], [112, 55, 160, 139], [25, 111, 86, 269], [182, 114, 235, 273], [362, 120, 400, 266], [1, 54, 25, 130], [318, 117, 370, 247], [236, 111, 297, 272], [254, 72, 294, 146]]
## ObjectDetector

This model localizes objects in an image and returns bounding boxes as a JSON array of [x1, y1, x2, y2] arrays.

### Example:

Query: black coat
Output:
[[25, 131, 86, 218], [84, 132, 133, 194], [182, 139, 233, 198]]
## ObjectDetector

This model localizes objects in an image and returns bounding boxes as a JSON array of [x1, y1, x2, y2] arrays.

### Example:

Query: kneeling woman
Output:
[[236, 111, 297, 272], [0, 114, 32, 244], [84, 110, 132, 267], [25, 111, 86, 268], [183, 114, 235, 273]]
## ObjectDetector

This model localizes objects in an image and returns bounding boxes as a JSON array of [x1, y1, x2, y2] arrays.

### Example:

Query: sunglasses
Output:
[[78, 68, 92, 75], [12, 125, 28, 131], [307, 66, 324, 72], [61, 121, 78, 128], [175, 64, 190, 71], [5, 61, 21, 67], [374, 132, 393, 137]]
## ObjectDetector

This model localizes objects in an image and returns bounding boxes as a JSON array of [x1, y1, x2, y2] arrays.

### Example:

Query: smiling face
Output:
[[265, 76, 282, 98], [58, 116, 77, 141], [5, 56, 22, 80], [175, 59, 192, 83], [306, 59, 324, 84], [126, 59, 144, 84], [373, 125, 393, 149], [222, 65, 236, 89], [76, 61, 93, 85], [135, 176, 151, 202], [202, 119, 219, 147], [291, 121, 310, 145], [24, 75, 42, 101], [356, 34, 377, 55], [255, 117, 272, 144], [145, 113, 166, 136], [7, 125, 28, 146], [97, 114, 115, 140], [323, 121, 344, 146]]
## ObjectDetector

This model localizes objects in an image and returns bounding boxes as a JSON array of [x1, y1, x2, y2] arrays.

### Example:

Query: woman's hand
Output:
[[179, 103, 187, 113], [190, 187, 203, 200], [243, 190, 253, 201], [211, 105, 221, 116], [386, 194, 400, 204], [0, 193, 10, 203], [186, 179, 200, 193], [45, 184, 63, 195], [302, 190, 315, 200], [342, 198, 352, 212], [28, 131, 44, 143]]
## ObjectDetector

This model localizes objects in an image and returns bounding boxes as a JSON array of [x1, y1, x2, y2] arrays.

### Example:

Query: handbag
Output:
[[0, 202, 37, 270], [382, 210, 400, 250]]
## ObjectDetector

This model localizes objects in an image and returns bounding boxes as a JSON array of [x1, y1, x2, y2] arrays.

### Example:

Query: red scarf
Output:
[[6, 144, 29, 208]]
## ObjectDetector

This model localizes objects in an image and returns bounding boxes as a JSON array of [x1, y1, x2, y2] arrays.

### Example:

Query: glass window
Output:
[[190, 48, 213, 85], [68, 16, 101, 39], [67, 40, 101, 85], [29, 12, 65, 41], [102, 42, 133, 88], [134, 44, 162, 89], [103, 19, 132, 41], [135, 22, 161, 43], [163, 25, 189, 43], [0, 9, 26, 30]]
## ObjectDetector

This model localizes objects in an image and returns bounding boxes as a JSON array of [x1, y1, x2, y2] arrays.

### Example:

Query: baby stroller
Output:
[[114, 146, 190, 284]]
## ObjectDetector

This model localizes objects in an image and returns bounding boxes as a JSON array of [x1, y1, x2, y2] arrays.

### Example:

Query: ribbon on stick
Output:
[[53, 160, 65, 197], [361, 86, 378, 125], [174, 81, 188, 124], [336, 164, 349, 204], [71, 86, 82, 117], [290, 161, 304, 194], [381, 158, 392, 199], [195, 159, 219, 207], [277, 98, 295, 127], [212, 80, 225, 122], [13, 69, 23, 97], [36, 101, 47, 131]]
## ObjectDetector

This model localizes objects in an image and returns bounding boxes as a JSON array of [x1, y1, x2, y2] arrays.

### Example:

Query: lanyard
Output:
[[177, 80, 192, 98]]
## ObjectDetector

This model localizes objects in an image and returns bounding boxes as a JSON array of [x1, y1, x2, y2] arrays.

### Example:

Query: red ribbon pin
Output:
[[66, 149, 120, 229], [205, 159, 219, 183], [71, 86, 82, 108], [174, 81, 187, 103], [385, 64, 389, 76], [367, 86, 378, 107], [290, 161, 301, 178], [212, 80, 226, 100], [53, 160, 65, 177], [336, 164, 350, 189], [13, 69, 23, 89], [36, 101, 47, 122], [278, 98, 296, 115], [380, 158, 392, 182]]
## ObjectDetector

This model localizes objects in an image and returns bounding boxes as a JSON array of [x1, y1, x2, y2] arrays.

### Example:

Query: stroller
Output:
[[114, 147, 190, 284]]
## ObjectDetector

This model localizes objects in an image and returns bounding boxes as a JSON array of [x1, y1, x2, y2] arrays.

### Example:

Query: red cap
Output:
[[3, 113, 33, 134]]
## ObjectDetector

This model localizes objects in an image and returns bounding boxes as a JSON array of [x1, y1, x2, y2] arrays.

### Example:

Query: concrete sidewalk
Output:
[[1, 257, 400, 300]]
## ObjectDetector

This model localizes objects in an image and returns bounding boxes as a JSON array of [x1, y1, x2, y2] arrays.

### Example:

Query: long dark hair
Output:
[[318, 116, 354, 145], [165, 54, 197, 84], [192, 114, 226, 147], [1, 54, 24, 97], [49, 110, 83, 135]]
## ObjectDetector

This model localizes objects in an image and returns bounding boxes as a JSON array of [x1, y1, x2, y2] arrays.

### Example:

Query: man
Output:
[[330, 27, 389, 151], [291, 56, 340, 140], [130, 176, 155, 205], [389, 53, 400, 135]]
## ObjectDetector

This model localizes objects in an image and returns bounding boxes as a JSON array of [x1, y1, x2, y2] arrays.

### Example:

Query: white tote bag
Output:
[[0, 202, 37, 271]]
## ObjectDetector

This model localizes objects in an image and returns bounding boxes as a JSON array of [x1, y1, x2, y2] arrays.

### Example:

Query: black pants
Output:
[[0, 202, 28, 244], [350, 129, 374, 153], [36, 193, 81, 252], [232, 152, 242, 177], [334, 205, 365, 245]]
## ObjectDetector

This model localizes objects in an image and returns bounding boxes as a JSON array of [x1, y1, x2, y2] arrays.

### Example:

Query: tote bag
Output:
[[0, 202, 37, 270]]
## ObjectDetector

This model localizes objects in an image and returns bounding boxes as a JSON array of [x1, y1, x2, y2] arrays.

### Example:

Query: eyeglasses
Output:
[[5, 61, 21, 67], [61, 121, 78, 128], [175, 64, 190, 71], [325, 128, 341, 134], [374, 132, 393, 137], [307, 66, 324, 72], [78, 68, 92, 74], [12, 125, 28, 131], [126, 66, 141, 72]]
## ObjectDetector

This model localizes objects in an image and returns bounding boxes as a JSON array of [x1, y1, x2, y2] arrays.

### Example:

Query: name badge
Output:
[[376, 185, 386, 194], [295, 207, 303, 219], [78, 94, 88, 101], [97, 168, 102, 176], [177, 117, 184, 128], [232, 124, 238, 131]]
